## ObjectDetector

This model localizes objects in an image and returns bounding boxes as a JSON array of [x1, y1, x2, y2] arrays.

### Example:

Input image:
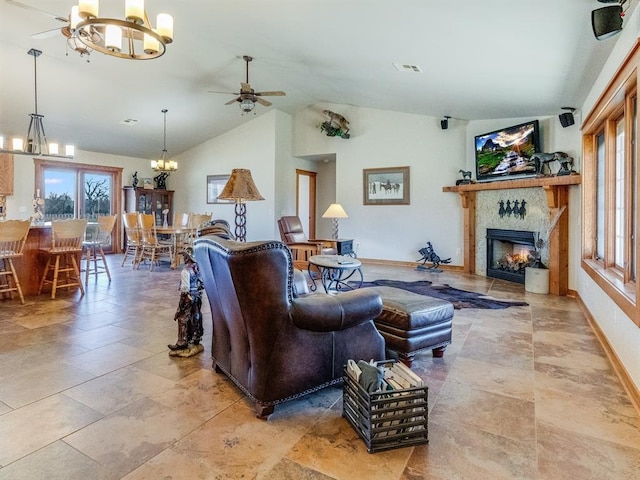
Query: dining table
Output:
[[155, 226, 196, 269]]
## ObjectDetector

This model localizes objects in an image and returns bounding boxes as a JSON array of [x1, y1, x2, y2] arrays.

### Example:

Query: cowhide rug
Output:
[[355, 279, 529, 310]]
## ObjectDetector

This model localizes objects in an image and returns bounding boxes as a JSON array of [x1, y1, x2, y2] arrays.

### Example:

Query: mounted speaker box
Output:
[[559, 112, 575, 128], [592, 5, 623, 40]]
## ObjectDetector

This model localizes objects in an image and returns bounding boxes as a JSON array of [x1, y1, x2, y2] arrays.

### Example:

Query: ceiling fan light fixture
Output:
[[240, 98, 255, 114]]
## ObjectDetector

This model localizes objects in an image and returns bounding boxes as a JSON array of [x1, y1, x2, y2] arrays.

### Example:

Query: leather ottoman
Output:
[[367, 286, 454, 367]]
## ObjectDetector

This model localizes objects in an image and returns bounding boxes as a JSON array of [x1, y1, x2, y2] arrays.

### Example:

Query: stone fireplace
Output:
[[442, 175, 580, 295], [486, 228, 537, 284]]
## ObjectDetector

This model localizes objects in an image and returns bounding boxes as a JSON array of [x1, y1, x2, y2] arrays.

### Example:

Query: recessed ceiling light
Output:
[[393, 63, 423, 73], [121, 118, 139, 125]]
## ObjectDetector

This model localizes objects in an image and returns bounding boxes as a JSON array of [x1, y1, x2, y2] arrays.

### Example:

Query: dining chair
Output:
[[38, 218, 87, 299], [173, 212, 190, 228], [137, 213, 173, 271], [82, 214, 117, 284], [0, 219, 31, 304], [122, 212, 142, 267]]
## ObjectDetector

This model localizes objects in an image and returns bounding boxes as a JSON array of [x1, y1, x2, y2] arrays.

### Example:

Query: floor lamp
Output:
[[322, 203, 348, 240], [217, 169, 264, 241]]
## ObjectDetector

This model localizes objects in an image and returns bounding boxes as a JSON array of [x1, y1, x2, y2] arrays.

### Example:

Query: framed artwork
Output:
[[363, 166, 410, 205], [142, 177, 154, 190], [207, 174, 232, 204]]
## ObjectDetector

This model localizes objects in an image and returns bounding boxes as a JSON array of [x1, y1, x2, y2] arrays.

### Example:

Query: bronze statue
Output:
[[154, 172, 170, 190], [168, 247, 205, 357], [416, 241, 451, 272]]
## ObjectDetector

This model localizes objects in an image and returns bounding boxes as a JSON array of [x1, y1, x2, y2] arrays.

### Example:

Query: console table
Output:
[[443, 174, 581, 296]]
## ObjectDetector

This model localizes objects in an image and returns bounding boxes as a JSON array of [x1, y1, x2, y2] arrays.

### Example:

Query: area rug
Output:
[[354, 279, 529, 310]]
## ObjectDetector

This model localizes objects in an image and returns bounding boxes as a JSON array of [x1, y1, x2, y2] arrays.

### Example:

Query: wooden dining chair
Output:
[[122, 212, 142, 267], [82, 214, 117, 284], [137, 213, 173, 271], [38, 218, 87, 299], [0, 219, 31, 304]]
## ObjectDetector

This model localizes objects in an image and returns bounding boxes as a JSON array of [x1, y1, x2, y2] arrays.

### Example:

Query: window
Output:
[[34, 159, 123, 251], [582, 43, 640, 326]]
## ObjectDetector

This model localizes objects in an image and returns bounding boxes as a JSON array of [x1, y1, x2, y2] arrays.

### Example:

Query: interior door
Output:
[[296, 169, 317, 238]]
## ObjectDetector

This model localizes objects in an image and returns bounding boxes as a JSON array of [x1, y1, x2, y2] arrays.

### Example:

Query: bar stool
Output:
[[82, 214, 117, 284], [38, 218, 87, 299], [0, 219, 31, 304]]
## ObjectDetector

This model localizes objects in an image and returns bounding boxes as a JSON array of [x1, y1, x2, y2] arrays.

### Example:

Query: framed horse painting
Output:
[[363, 166, 410, 205]]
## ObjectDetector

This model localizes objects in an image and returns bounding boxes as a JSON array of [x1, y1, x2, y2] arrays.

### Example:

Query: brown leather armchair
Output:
[[193, 235, 385, 419], [277, 216, 336, 269]]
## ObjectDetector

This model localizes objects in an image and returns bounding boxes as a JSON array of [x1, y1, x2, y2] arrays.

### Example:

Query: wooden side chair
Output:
[[122, 212, 141, 267], [82, 214, 117, 284], [173, 212, 190, 228], [38, 218, 87, 299], [0, 219, 31, 304], [137, 213, 173, 271]]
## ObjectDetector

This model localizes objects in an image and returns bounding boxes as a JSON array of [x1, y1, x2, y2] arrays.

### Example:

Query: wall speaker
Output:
[[440, 116, 450, 130], [592, 5, 623, 40], [559, 112, 575, 128]]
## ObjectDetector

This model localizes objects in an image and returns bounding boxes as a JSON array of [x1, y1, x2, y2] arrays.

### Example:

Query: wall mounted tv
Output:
[[474, 120, 540, 182]]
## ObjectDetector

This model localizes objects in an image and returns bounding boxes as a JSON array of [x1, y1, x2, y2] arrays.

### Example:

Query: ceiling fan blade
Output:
[[255, 97, 272, 107], [7, 0, 67, 23], [225, 97, 240, 105], [31, 27, 63, 40], [255, 91, 286, 97]]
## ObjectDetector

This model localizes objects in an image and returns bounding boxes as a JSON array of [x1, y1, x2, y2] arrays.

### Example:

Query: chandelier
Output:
[[71, 0, 174, 60], [151, 109, 177, 172], [0, 49, 74, 158]]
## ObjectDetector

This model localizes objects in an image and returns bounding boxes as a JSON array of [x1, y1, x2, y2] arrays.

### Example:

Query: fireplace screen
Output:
[[486, 229, 537, 284]]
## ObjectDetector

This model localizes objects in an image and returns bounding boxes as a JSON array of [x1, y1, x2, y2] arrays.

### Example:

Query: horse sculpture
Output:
[[530, 152, 574, 176], [416, 241, 452, 272]]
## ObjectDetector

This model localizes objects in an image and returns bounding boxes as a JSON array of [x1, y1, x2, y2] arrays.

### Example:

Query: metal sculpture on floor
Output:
[[416, 241, 451, 272], [168, 247, 205, 357]]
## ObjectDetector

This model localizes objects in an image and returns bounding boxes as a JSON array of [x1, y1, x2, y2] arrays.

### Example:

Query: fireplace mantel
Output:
[[442, 174, 582, 296]]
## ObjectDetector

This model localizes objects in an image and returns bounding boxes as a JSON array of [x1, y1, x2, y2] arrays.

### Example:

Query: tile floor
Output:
[[0, 255, 639, 479]]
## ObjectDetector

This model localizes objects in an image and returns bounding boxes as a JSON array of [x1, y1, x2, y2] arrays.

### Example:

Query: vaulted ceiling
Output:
[[0, 0, 629, 160]]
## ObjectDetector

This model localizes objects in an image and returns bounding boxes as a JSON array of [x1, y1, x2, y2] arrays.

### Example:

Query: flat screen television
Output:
[[474, 120, 540, 182]]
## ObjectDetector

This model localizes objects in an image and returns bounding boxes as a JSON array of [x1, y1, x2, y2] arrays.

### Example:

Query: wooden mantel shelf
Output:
[[442, 174, 581, 296], [442, 174, 581, 193]]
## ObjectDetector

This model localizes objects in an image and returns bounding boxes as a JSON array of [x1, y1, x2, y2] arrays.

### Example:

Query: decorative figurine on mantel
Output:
[[154, 172, 169, 190], [531, 152, 575, 176], [318, 109, 351, 139], [416, 241, 451, 272], [456, 169, 474, 185], [168, 247, 205, 357]]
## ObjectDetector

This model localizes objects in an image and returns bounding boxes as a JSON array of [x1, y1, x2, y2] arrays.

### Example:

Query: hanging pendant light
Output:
[[0, 49, 74, 158], [151, 109, 178, 171]]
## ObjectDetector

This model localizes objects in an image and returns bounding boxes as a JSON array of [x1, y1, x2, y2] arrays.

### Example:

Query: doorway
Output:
[[296, 169, 317, 238]]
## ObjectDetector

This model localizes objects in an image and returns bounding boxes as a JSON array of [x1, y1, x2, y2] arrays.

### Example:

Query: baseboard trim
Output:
[[576, 293, 640, 417], [358, 257, 464, 272]]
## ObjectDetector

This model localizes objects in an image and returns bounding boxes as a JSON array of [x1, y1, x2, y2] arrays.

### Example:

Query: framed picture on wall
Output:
[[207, 174, 233, 204], [363, 166, 410, 205]]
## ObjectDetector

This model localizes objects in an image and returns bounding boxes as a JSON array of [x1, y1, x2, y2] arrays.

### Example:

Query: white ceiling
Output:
[[0, 0, 630, 160]]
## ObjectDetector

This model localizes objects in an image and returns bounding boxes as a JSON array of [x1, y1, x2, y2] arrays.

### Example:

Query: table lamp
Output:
[[217, 169, 264, 241], [322, 203, 348, 240]]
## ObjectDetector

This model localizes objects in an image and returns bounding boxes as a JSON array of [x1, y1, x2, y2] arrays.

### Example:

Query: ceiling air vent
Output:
[[393, 63, 423, 73], [121, 118, 139, 126]]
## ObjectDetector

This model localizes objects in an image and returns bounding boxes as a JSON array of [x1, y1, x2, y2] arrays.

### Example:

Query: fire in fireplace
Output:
[[486, 229, 537, 284]]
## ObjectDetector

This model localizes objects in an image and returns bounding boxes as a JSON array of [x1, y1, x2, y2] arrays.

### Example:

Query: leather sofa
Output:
[[193, 235, 385, 419]]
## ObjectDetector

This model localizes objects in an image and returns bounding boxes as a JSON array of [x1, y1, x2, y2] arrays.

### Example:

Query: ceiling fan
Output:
[[209, 55, 286, 114], [6, 0, 97, 60]]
